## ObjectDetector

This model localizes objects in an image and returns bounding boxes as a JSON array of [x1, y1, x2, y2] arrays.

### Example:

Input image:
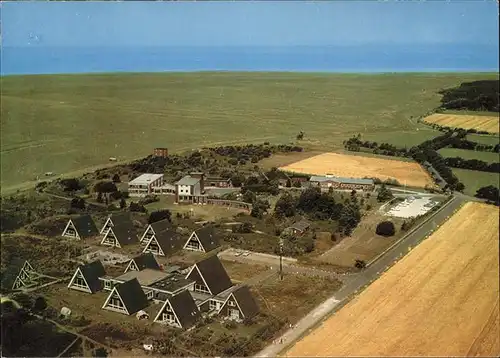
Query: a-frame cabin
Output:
[[124, 253, 161, 273], [218, 285, 260, 321], [11, 261, 37, 290], [142, 229, 183, 257], [183, 226, 220, 253], [185, 255, 233, 296], [62, 215, 99, 240], [153, 290, 201, 329], [102, 278, 148, 315], [100, 214, 138, 248], [67, 260, 106, 293], [139, 219, 172, 245]]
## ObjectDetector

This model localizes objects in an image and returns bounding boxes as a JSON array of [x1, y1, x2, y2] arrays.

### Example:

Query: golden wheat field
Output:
[[423, 113, 499, 133], [279, 152, 434, 188], [285, 202, 500, 357]]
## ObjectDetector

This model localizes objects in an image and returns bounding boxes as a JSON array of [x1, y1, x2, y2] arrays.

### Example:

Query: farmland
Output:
[[279, 152, 434, 188], [438, 147, 500, 163], [285, 202, 499, 357], [423, 113, 499, 133], [467, 133, 499, 146], [452, 168, 500, 196], [1, 72, 496, 193]]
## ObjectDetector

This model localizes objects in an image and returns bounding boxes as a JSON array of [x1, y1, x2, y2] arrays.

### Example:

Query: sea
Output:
[[1, 45, 498, 76]]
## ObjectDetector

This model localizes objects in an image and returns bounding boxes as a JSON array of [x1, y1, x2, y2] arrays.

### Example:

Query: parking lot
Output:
[[386, 196, 440, 218]]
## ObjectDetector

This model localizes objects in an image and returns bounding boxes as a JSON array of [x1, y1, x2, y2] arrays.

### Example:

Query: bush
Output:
[[70, 197, 86, 210], [93, 181, 117, 194], [354, 259, 366, 269], [112, 174, 121, 183], [60, 178, 82, 192], [377, 184, 394, 202], [376, 221, 396, 237], [148, 210, 172, 224], [129, 202, 146, 213], [232, 222, 253, 233]]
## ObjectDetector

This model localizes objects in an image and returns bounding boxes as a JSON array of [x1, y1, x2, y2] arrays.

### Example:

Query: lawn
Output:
[[2, 72, 497, 193], [453, 168, 499, 196], [438, 148, 500, 163]]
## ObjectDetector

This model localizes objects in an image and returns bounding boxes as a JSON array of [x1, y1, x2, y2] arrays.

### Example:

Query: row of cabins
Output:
[[128, 172, 232, 204], [67, 253, 259, 329], [62, 214, 221, 255]]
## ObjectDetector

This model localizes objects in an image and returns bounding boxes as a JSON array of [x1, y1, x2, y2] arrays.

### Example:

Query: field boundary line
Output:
[[366, 195, 456, 267]]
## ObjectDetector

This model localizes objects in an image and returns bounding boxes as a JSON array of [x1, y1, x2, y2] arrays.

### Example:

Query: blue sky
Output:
[[2, 0, 499, 48]]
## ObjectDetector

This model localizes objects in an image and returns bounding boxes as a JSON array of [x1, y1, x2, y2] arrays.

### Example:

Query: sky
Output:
[[2, 0, 499, 48]]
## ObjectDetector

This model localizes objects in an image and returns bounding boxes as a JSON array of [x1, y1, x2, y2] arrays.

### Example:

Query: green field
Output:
[[453, 168, 499, 196], [1, 72, 497, 194], [466, 133, 500, 146], [438, 148, 500, 163]]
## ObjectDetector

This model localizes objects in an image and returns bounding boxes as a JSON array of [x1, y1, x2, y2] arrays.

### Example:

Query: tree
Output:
[[60, 178, 82, 192], [93, 347, 109, 357], [232, 222, 253, 233], [251, 199, 270, 219], [148, 210, 172, 224], [475, 185, 499, 204], [96, 192, 103, 203], [119, 198, 126, 209], [274, 193, 297, 217], [338, 202, 361, 236], [377, 184, 394, 202], [354, 259, 366, 269], [242, 190, 256, 204], [33, 296, 47, 312], [296, 131, 304, 140], [70, 197, 86, 210], [376, 221, 396, 237], [112, 173, 121, 183], [93, 181, 117, 194], [129, 202, 146, 213], [286, 179, 292, 188]]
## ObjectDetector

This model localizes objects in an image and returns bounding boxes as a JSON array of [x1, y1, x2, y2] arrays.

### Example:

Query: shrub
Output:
[[93, 181, 117, 193], [376, 221, 396, 237], [354, 259, 367, 269], [70, 197, 86, 210], [232, 222, 253, 234], [60, 178, 82, 192], [129, 202, 146, 213], [148, 210, 172, 224], [112, 174, 121, 183]]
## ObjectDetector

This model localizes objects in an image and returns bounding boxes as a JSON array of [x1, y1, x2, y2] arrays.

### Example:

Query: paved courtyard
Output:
[[386, 196, 439, 218]]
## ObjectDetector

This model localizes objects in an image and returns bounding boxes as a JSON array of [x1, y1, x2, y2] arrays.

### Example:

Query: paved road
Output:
[[255, 195, 466, 358]]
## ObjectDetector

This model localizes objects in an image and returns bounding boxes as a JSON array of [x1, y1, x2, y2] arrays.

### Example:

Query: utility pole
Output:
[[279, 237, 284, 281]]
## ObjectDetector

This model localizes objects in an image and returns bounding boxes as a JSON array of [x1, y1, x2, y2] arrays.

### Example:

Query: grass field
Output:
[[423, 113, 499, 133], [286, 202, 500, 357], [279, 152, 434, 188], [1, 72, 496, 194], [438, 148, 500, 163], [467, 133, 500, 146], [452, 168, 499, 196]]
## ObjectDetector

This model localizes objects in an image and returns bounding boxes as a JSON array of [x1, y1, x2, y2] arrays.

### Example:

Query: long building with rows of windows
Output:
[[67, 253, 259, 329]]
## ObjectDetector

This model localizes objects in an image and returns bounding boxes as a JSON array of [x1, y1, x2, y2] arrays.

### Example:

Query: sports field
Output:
[[286, 202, 500, 357], [423, 113, 499, 133], [279, 152, 434, 188], [1, 72, 495, 193]]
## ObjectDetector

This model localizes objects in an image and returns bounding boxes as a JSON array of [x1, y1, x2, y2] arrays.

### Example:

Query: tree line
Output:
[[444, 157, 499, 173], [438, 80, 499, 112]]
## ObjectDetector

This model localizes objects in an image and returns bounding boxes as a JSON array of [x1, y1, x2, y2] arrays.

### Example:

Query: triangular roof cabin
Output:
[[140, 219, 173, 244], [143, 229, 183, 257], [153, 290, 201, 329], [67, 260, 106, 293], [185, 255, 232, 296], [62, 215, 99, 240], [102, 278, 148, 315], [219, 285, 259, 321], [183, 226, 220, 253], [100, 214, 138, 248], [124, 253, 161, 273], [2, 260, 37, 291]]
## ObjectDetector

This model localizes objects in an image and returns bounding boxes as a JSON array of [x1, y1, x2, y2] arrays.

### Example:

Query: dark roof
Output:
[[289, 219, 311, 232], [114, 278, 149, 315], [231, 285, 260, 319], [150, 219, 172, 234], [168, 290, 201, 328], [193, 226, 220, 252], [80, 260, 106, 293], [131, 253, 160, 271], [111, 223, 138, 247], [154, 230, 184, 256], [150, 274, 194, 294], [109, 213, 134, 227], [0, 258, 33, 291], [194, 255, 232, 295], [71, 215, 99, 238]]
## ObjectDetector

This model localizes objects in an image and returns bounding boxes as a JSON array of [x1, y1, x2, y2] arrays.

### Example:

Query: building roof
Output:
[[227, 285, 260, 319], [106, 213, 138, 246], [152, 230, 184, 256], [205, 177, 231, 182], [129, 173, 164, 186], [114, 269, 169, 287], [131, 253, 161, 271], [70, 215, 99, 238], [309, 175, 374, 185], [190, 255, 233, 296], [168, 290, 201, 328], [0, 258, 34, 291], [114, 278, 149, 315], [289, 219, 311, 232], [192, 225, 220, 252], [175, 175, 201, 186], [80, 260, 106, 293], [150, 219, 173, 234], [150, 274, 194, 294]]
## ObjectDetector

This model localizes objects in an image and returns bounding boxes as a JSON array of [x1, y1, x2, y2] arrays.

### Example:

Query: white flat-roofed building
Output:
[[128, 174, 164, 197]]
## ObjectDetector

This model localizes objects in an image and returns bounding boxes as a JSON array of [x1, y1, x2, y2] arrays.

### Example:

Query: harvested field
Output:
[[423, 113, 499, 133], [286, 202, 500, 357], [279, 152, 433, 188]]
